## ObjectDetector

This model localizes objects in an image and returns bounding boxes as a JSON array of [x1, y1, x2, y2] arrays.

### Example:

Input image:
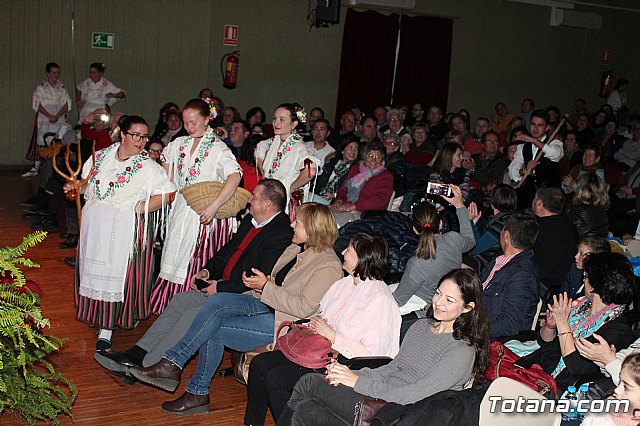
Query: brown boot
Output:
[[162, 391, 210, 414], [130, 358, 181, 392]]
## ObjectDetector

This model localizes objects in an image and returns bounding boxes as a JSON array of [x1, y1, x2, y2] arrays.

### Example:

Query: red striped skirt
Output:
[[74, 213, 157, 329], [149, 217, 234, 315]]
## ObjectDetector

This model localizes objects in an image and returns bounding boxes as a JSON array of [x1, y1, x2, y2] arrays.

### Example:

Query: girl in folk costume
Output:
[[256, 104, 321, 214], [24, 62, 72, 176], [67, 116, 176, 350], [75, 62, 125, 124], [151, 98, 242, 314]]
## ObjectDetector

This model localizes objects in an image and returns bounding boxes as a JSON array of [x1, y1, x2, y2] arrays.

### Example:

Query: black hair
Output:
[[310, 107, 325, 118], [340, 137, 360, 153], [531, 109, 551, 126], [535, 186, 564, 214], [509, 125, 529, 144], [349, 232, 390, 281], [198, 88, 213, 98], [241, 134, 262, 167], [583, 252, 634, 306], [120, 115, 148, 134], [46, 62, 60, 72], [275, 103, 299, 124], [490, 184, 517, 212], [614, 78, 630, 90], [481, 130, 500, 144], [233, 119, 251, 134], [245, 106, 266, 124], [503, 213, 539, 250], [426, 269, 490, 384], [89, 62, 105, 73], [579, 236, 611, 254], [258, 178, 287, 212]]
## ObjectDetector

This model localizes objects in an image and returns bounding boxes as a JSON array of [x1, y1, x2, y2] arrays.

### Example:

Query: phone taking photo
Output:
[[195, 278, 209, 291], [426, 182, 453, 198]]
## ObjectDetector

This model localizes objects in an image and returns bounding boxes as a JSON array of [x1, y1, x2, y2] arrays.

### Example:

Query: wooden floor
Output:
[[0, 170, 274, 426]]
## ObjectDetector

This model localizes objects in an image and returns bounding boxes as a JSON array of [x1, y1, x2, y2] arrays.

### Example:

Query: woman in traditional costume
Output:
[[256, 104, 321, 214], [75, 62, 125, 124], [151, 98, 242, 314], [24, 62, 72, 176], [67, 115, 176, 350]]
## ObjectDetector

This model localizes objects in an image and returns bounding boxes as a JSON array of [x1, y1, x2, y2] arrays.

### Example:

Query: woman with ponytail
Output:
[[391, 184, 476, 339]]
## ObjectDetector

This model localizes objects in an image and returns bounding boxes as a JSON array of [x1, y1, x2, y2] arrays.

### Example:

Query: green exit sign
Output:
[[92, 32, 114, 49]]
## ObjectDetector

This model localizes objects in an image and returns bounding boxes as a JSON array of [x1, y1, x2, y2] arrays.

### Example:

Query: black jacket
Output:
[[336, 212, 418, 280], [568, 204, 609, 239], [203, 211, 293, 293], [314, 157, 356, 195]]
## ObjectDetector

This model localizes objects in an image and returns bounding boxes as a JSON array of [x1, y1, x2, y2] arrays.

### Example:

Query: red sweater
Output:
[[335, 166, 394, 211], [81, 124, 113, 151]]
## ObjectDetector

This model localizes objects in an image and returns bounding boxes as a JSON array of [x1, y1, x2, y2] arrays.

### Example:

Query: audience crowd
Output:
[[22, 65, 640, 424]]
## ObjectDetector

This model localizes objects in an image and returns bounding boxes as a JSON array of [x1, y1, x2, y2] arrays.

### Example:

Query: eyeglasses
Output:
[[125, 132, 150, 142], [366, 154, 382, 160]]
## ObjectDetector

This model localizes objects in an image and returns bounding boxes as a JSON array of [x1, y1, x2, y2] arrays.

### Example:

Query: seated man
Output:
[[482, 212, 541, 341], [93, 179, 293, 375]]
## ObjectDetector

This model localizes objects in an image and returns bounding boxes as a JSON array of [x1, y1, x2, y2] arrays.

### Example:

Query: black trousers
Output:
[[244, 350, 317, 426]]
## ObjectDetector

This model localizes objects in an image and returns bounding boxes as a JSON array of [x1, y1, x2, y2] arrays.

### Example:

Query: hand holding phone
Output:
[[195, 278, 210, 291], [426, 182, 453, 198]]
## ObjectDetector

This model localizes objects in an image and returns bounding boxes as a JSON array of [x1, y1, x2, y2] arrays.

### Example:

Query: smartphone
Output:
[[426, 182, 453, 198], [195, 278, 210, 290]]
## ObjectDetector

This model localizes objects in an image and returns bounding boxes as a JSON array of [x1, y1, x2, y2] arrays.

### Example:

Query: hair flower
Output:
[[202, 97, 218, 120], [295, 106, 307, 124]]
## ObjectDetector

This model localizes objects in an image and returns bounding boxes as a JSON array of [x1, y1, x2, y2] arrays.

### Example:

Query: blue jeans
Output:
[[163, 292, 275, 395]]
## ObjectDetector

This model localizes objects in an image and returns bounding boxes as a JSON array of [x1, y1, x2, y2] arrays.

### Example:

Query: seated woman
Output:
[[465, 184, 517, 273], [238, 134, 262, 193], [130, 203, 343, 414], [243, 232, 401, 425], [567, 172, 610, 239], [331, 142, 393, 226], [158, 110, 188, 146], [279, 268, 490, 426], [429, 142, 471, 203], [392, 185, 475, 339], [516, 252, 635, 393], [562, 144, 605, 194], [311, 137, 359, 205], [405, 122, 435, 165]]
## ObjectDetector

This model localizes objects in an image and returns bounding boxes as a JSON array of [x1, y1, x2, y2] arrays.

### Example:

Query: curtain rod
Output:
[[345, 5, 459, 20]]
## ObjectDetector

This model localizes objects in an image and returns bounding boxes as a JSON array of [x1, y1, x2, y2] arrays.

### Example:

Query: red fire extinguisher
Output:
[[221, 51, 240, 89], [599, 69, 614, 98]]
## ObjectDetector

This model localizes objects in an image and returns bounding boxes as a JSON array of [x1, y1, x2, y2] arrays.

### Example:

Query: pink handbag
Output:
[[274, 320, 337, 369]]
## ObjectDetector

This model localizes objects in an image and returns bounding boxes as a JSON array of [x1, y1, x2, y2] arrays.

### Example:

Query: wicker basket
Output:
[[180, 181, 251, 218]]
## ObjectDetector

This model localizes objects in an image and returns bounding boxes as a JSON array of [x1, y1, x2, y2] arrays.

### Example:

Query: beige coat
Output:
[[257, 244, 342, 341]]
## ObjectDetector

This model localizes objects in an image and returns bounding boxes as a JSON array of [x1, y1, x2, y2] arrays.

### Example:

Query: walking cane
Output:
[[52, 139, 96, 228], [516, 115, 568, 189]]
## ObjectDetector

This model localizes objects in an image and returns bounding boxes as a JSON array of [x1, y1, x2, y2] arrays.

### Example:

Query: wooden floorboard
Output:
[[0, 171, 274, 425]]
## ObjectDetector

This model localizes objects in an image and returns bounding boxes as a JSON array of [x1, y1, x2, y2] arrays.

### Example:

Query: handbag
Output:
[[484, 341, 558, 399], [273, 320, 337, 369], [230, 344, 272, 386], [353, 398, 387, 426]]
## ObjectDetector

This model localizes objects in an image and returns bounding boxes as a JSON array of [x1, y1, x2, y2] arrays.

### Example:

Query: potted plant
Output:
[[0, 231, 77, 425]]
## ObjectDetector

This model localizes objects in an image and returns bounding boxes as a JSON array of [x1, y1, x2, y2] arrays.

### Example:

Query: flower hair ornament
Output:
[[202, 97, 218, 120], [295, 106, 307, 124]]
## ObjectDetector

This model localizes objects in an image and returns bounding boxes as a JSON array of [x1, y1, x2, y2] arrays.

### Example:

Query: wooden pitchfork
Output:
[[52, 140, 96, 228], [516, 114, 568, 189]]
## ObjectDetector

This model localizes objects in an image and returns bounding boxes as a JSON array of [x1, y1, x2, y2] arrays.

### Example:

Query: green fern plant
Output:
[[0, 231, 77, 425]]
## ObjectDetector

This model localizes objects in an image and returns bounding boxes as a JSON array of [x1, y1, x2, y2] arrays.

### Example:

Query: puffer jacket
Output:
[[336, 212, 418, 280]]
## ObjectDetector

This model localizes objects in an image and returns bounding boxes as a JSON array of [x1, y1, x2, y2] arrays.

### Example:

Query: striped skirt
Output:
[[74, 213, 157, 330], [149, 217, 234, 315]]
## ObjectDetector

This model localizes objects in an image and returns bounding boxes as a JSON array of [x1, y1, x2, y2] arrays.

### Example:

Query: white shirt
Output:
[[508, 135, 564, 182], [305, 141, 335, 165]]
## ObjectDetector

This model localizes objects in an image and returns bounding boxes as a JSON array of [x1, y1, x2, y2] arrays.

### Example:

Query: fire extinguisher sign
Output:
[[224, 25, 238, 46]]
